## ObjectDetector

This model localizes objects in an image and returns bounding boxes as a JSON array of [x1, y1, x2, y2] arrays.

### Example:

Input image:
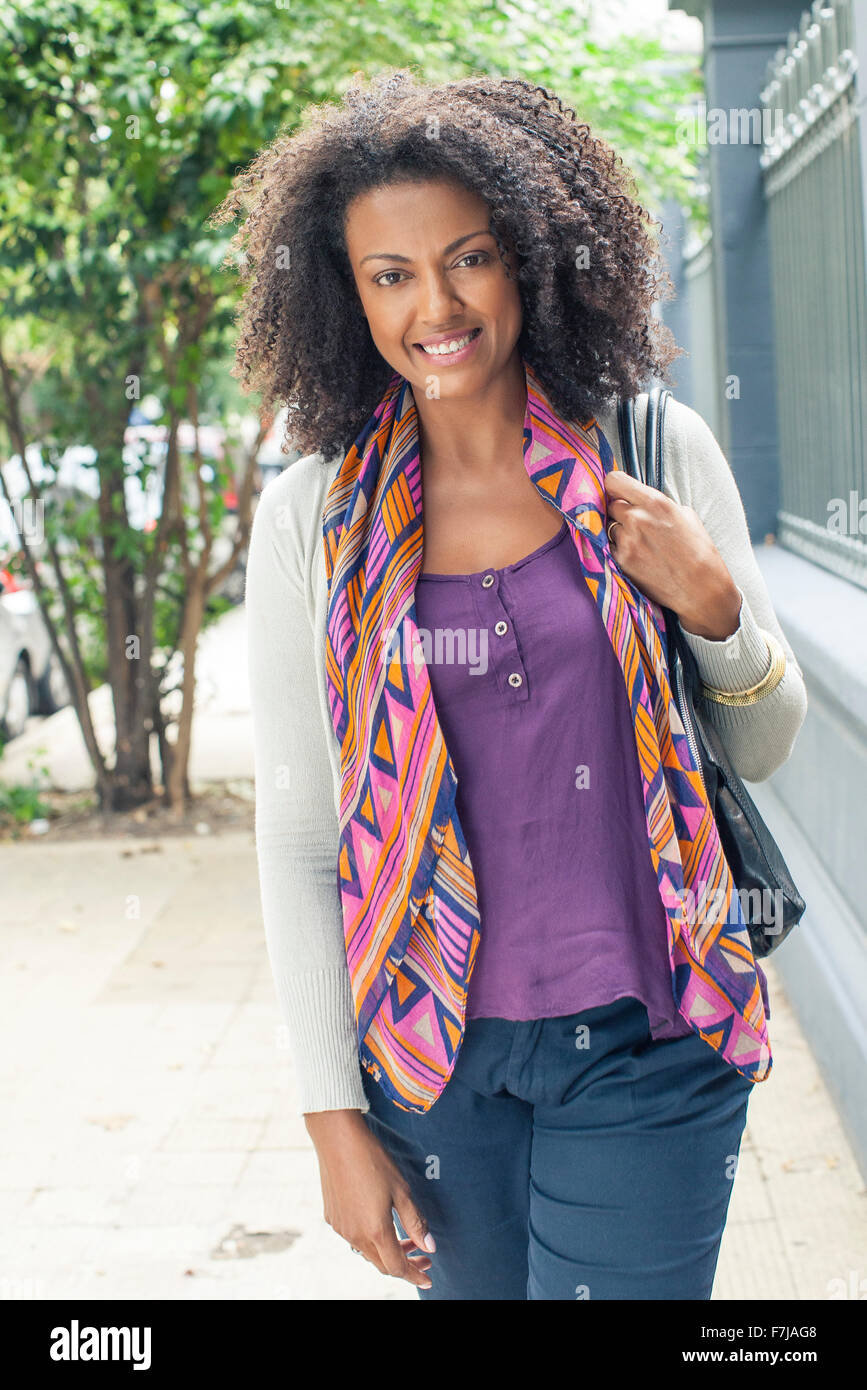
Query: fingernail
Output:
[[424, 1233, 436, 1252]]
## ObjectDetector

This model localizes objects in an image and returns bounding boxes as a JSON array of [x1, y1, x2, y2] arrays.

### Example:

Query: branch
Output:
[[0, 338, 109, 791]]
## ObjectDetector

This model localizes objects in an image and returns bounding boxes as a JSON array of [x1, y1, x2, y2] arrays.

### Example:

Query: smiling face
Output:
[[343, 176, 523, 400]]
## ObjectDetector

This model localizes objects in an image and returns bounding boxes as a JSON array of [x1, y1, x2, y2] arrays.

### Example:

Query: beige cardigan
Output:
[[245, 392, 808, 1114]]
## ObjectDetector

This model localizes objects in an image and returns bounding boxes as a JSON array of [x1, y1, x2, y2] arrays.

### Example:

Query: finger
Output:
[[400, 1240, 432, 1269], [376, 1226, 433, 1289], [399, 1236, 432, 1259], [604, 470, 653, 500], [606, 495, 637, 521], [393, 1191, 436, 1254]]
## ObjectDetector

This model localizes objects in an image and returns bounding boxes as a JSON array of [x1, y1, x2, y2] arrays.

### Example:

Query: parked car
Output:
[[0, 566, 70, 740]]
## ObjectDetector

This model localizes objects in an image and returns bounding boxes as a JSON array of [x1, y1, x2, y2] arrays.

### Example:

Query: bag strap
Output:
[[616, 395, 642, 481], [644, 385, 670, 493], [617, 387, 677, 652], [616, 387, 670, 488]]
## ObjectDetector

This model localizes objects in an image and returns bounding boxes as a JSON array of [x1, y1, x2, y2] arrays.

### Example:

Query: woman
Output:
[[216, 69, 807, 1300]]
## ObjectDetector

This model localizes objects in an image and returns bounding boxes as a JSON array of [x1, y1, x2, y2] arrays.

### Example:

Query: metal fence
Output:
[[760, 0, 867, 590]]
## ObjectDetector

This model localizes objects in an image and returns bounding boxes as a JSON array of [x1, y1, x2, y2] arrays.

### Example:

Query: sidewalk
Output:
[[1, 829, 865, 1301]]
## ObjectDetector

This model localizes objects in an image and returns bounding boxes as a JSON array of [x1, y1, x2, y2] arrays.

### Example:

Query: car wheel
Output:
[[36, 652, 70, 715], [223, 565, 246, 605], [2, 658, 32, 740]]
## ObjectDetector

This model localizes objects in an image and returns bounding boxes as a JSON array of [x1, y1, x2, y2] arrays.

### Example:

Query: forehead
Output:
[[343, 178, 491, 255]]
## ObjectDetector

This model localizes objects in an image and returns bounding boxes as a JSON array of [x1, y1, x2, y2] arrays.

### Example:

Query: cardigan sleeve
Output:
[[663, 397, 808, 783], [246, 470, 369, 1115]]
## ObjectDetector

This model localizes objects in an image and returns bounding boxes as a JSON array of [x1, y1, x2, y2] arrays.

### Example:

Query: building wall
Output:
[[667, 0, 867, 1182]]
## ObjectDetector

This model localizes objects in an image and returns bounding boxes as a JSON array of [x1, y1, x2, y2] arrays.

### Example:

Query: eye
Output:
[[453, 251, 490, 268], [373, 269, 409, 286]]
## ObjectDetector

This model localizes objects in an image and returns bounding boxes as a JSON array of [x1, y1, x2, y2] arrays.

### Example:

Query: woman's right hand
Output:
[[305, 1109, 436, 1290]]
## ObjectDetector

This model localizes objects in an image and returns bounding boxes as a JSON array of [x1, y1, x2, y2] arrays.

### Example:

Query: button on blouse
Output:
[[414, 516, 770, 1033]]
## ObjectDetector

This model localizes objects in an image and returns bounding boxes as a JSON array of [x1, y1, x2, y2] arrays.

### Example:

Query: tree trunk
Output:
[[164, 572, 206, 814], [92, 403, 154, 811], [102, 547, 154, 810]]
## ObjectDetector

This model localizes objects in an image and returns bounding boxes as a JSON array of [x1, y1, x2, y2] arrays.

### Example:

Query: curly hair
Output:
[[213, 67, 682, 461]]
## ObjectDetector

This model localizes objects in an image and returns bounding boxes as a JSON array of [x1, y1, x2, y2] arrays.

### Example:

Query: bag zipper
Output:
[[674, 651, 707, 798]]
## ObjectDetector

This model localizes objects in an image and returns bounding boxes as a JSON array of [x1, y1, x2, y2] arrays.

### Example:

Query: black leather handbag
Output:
[[616, 387, 805, 958]]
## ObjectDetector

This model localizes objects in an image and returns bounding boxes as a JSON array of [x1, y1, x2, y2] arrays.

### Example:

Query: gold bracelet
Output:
[[700, 630, 787, 707]]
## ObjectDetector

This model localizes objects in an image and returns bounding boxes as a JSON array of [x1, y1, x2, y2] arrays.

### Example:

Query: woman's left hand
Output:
[[603, 471, 743, 641]]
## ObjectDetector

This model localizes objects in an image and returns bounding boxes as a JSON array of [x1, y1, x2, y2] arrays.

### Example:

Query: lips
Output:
[[414, 327, 482, 356]]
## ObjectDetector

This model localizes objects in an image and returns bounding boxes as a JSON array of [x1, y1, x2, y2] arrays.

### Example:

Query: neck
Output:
[[410, 348, 527, 477]]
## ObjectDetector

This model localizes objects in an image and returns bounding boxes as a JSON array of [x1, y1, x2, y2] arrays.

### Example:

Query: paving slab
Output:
[[1, 830, 864, 1301]]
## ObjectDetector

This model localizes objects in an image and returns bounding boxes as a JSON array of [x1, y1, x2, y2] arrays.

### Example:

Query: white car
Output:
[[0, 568, 69, 740]]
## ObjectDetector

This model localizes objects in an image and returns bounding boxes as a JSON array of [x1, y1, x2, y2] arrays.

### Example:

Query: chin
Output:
[[407, 358, 495, 396]]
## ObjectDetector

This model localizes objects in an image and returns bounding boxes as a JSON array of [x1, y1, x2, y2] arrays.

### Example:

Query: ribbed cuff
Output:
[[279, 968, 370, 1115], [680, 586, 772, 693]]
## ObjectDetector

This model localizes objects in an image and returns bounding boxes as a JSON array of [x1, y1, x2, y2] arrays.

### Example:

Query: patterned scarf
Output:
[[322, 360, 771, 1112]]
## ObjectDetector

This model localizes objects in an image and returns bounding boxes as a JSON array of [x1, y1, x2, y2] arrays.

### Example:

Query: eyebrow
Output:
[[359, 229, 494, 266]]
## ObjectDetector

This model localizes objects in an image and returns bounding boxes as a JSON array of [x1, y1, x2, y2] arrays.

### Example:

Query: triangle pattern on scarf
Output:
[[322, 359, 771, 1112]]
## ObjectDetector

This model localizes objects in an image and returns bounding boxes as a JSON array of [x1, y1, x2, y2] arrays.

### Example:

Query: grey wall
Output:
[[679, 0, 810, 538], [673, 0, 867, 1185]]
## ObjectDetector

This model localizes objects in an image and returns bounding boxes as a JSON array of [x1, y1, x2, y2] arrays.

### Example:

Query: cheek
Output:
[[357, 287, 407, 340], [489, 273, 522, 335], [354, 290, 415, 370], [486, 260, 521, 309]]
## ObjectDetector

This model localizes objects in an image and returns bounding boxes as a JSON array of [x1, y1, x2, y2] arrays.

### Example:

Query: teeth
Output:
[[420, 330, 476, 355]]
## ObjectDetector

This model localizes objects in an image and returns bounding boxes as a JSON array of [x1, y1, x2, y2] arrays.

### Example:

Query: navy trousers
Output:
[[361, 996, 754, 1300]]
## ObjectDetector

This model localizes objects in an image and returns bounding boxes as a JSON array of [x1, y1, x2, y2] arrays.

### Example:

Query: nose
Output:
[[416, 267, 465, 326]]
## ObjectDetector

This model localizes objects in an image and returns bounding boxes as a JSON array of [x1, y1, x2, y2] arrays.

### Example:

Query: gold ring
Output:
[[607, 520, 622, 543]]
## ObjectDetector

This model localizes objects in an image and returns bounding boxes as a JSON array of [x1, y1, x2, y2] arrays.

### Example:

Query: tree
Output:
[[0, 0, 702, 813]]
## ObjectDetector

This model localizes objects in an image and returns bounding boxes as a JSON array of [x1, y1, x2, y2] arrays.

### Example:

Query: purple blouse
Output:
[[414, 517, 770, 1036]]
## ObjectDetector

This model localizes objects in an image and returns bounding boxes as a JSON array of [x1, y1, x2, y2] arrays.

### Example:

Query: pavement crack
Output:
[[210, 1222, 300, 1260]]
